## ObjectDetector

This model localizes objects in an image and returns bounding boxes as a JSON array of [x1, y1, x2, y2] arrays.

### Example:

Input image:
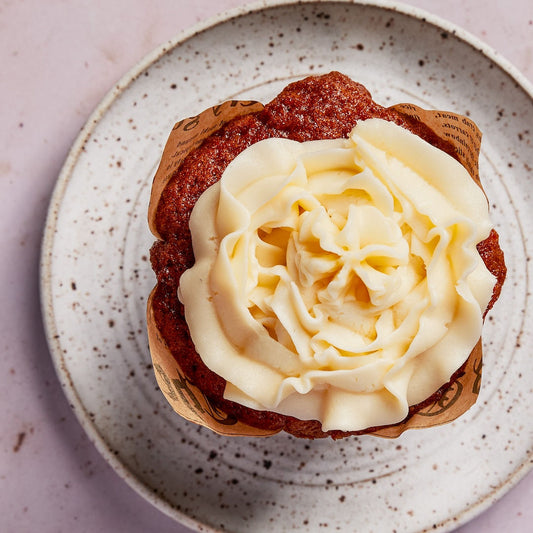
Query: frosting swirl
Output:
[[179, 118, 496, 432]]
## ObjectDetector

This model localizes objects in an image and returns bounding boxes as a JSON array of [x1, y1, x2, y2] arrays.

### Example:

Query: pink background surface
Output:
[[1, 1, 532, 531]]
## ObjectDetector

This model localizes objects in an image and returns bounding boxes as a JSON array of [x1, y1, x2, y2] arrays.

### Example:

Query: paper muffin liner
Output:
[[147, 96, 485, 438]]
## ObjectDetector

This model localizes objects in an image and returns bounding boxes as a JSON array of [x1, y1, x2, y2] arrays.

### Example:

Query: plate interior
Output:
[[41, 2, 533, 532]]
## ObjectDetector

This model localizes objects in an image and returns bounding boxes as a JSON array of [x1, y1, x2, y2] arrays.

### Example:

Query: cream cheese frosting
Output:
[[178, 118, 496, 432]]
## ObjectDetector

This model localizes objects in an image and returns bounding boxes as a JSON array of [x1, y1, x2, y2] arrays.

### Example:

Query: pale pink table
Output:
[[1, 1, 532, 531]]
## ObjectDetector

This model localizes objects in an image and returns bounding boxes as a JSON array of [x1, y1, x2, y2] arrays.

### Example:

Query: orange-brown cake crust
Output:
[[150, 72, 506, 439]]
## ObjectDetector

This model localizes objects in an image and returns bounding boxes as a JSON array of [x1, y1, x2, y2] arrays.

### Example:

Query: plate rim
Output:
[[39, 1, 533, 532]]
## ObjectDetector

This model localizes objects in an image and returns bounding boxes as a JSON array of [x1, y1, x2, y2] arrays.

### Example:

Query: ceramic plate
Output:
[[40, 1, 533, 532]]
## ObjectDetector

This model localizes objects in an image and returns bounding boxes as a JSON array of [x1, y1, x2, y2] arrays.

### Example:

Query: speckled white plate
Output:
[[40, 1, 533, 532]]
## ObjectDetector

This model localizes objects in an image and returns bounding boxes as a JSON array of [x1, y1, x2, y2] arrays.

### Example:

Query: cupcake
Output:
[[148, 72, 506, 439]]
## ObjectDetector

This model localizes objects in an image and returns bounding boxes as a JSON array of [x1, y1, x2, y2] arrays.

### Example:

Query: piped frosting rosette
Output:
[[178, 118, 496, 433]]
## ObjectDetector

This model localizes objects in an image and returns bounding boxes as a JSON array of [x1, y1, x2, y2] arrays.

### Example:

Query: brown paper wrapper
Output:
[[147, 97, 484, 439]]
